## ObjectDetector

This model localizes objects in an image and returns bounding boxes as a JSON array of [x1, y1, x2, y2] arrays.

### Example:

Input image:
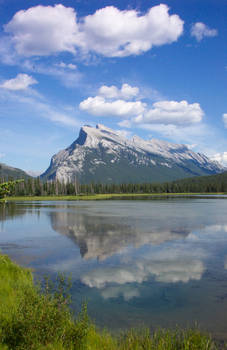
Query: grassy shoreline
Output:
[[0, 253, 223, 349], [1, 192, 227, 202]]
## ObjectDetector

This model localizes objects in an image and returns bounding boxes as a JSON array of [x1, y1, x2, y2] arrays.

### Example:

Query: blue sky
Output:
[[0, 0, 226, 174]]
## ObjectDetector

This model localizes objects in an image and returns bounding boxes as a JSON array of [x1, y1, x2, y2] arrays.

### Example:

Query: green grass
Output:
[[1, 192, 226, 202], [0, 254, 89, 350], [0, 253, 222, 349]]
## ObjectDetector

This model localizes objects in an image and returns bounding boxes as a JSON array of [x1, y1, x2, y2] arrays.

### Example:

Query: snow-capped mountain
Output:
[[41, 124, 224, 183]]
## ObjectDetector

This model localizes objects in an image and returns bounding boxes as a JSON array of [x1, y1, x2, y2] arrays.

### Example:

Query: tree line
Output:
[[1, 172, 227, 197]]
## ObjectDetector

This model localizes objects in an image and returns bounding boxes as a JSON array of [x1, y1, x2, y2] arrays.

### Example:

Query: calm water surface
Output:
[[1, 198, 227, 339]]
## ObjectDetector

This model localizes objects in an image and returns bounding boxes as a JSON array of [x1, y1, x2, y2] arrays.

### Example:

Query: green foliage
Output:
[[117, 328, 216, 350], [0, 180, 24, 200], [0, 254, 89, 350], [3, 290, 89, 349], [83, 327, 219, 350]]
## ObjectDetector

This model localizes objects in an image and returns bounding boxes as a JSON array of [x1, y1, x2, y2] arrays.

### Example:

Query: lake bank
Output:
[[0, 253, 218, 349], [2, 192, 227, 201]]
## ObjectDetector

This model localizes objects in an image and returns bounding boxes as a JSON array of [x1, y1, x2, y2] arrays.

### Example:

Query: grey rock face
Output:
[[41, 124, 224, 183]]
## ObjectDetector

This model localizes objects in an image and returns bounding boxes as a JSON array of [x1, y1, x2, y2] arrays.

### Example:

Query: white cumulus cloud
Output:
[[191, 22, 218, 41], [4, 4, 80, 56], [136, 100, 204, 125], [0, 73, 37, 90], [4, 4, 184, 58], [80, 4, 184, 57], [99, 83, 139, 100], [79, 96, 146, 117]]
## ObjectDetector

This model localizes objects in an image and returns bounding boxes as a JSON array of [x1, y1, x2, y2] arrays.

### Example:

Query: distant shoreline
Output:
[[2, 192, 227, 201]]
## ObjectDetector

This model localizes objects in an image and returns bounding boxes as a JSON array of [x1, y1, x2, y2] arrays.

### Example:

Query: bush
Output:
[[0, 255, 89, 349]]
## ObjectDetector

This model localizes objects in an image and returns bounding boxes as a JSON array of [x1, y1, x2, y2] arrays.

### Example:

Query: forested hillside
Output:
[[171, 171, 227, 193]]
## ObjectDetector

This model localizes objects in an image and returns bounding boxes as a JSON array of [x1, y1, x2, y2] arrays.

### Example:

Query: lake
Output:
[[1, 198, 227, 340]]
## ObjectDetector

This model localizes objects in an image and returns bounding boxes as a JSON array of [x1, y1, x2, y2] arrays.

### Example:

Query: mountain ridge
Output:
[[41, 124, 224, 184], [0, 162, 31, 180]]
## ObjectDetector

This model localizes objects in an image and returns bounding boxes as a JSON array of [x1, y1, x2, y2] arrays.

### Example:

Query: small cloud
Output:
[[55, 62, 77, 70], [135, 100, 204, 126], [0, 153, 5, 159], [22, 60, 82, 88], [101, 285, 140, 301], [118, 120, 132, 128], [223, 113, 227, 128], [0, 73, 37, 90], [210, 152, 227, 166], [186, 144, 197, 150], [79, 95, 146, 117], [191, 22, 218, 41], [25, 170, 42, 177], [99, 83, 139, 100], [80, 83, 142, 117]]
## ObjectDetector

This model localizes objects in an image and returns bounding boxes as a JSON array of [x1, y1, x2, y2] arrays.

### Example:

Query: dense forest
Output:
[[1, 171, 227, 196]]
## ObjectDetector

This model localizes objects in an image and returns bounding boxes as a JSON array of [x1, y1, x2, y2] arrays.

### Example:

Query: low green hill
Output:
[[0, 162, 31, 180], [170, 171, 227, 192]]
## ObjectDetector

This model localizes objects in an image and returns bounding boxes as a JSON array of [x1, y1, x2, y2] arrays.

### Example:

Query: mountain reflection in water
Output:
[[48, 203, 208, 292], [49, 209, 190, 261]]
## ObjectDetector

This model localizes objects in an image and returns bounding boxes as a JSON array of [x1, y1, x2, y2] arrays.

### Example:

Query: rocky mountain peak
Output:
[[41, 124, 225, 184]]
